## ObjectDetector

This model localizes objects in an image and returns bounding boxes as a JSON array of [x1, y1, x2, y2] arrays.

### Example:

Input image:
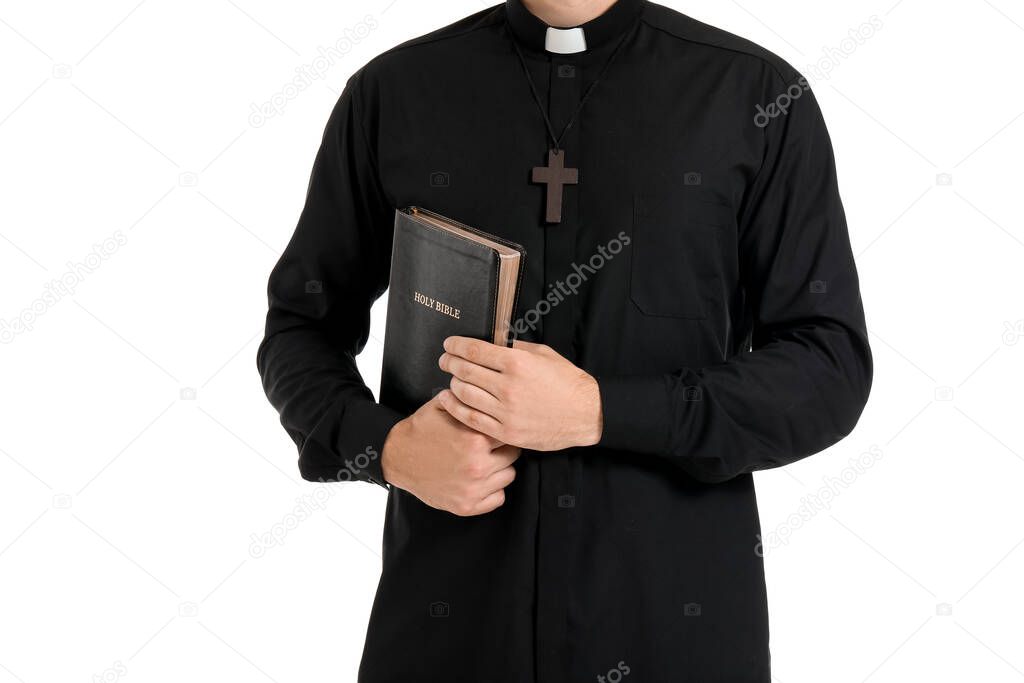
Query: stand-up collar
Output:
[[505, 0, 645, 54]]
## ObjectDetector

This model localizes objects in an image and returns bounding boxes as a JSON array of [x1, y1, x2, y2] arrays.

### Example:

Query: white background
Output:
[[1, 1, 1023, 681]]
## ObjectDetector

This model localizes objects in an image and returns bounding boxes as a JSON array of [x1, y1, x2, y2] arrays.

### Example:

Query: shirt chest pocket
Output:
[[629, 193, 733, 320]]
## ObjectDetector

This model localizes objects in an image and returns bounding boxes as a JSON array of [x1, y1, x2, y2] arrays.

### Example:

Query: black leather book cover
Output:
[[380, 208, 525, 416]]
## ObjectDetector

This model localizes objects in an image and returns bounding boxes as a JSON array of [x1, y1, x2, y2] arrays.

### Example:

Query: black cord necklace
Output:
[[507, 20, 633, 223]]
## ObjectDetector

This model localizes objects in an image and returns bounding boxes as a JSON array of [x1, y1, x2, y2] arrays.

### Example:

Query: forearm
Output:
[[597, 318, 872, 483], [258, 326, 403, 486]]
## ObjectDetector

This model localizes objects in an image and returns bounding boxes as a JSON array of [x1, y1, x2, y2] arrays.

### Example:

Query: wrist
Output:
[[575, 373, 603, 447], [381, 418, 409, 487]]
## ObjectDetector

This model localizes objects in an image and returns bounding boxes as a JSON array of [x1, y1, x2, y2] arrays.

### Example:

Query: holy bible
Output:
[[380, 207, 525, 415]]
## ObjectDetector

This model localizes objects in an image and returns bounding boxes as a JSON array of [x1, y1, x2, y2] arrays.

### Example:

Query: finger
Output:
[[426, 391, 449, 409], [437, 390, 504, 440], [443, 336, 511, 371], [439, 353, 504, 396], [468, 425, 504, 451], [449, 376, 501, 417], [435, 405, 503, 449], [489, 444, 521, 468], [473, 489, 506, 515], [512, 340, 556, 356], [479, 432, 505, 451], [482, 465, 516, 493], [491, 443, 521, 457]]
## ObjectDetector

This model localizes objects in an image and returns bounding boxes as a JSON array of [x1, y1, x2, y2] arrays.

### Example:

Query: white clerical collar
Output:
[[545, 26, 587, 54]]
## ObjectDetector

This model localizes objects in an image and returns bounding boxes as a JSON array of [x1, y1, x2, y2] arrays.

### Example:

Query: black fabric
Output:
[[257, 1, 873, 681]]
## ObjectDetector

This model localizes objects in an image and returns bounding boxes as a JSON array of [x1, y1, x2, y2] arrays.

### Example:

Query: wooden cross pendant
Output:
[[531, 149, 579, 224]]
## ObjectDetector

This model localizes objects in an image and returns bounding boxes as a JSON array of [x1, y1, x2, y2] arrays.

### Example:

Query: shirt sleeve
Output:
[[257, 71, 402, 487], [596, 76, 873, 484]]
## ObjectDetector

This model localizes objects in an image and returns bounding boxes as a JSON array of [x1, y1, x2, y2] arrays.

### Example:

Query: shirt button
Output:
[[557, 494, 576, 508], [557, 64, 576, 78]]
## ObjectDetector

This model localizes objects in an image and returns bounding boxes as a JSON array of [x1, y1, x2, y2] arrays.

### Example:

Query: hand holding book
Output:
[[437, 337, 603, 452], [379, 208, 527, 516], [379, 208, 600, 516], [380, 208, 525, 415], [381, 393, 521, 517]]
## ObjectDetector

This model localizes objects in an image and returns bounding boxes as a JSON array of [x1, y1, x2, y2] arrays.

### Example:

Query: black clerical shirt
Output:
[[257, 1, 872, 681]]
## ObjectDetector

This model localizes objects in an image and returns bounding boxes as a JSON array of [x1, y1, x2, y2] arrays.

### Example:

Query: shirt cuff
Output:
[[596, 375, 673, 455], [339, 399, 405, 487], [299, 398, 405, 488]]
